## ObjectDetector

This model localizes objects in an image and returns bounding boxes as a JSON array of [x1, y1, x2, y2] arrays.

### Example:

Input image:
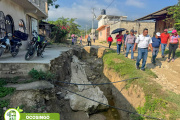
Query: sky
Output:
[[48, 0, 178, 29]]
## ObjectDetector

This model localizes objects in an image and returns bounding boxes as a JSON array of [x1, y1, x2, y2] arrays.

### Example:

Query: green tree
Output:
[[47, 0, 59, 9], [167, 1, 180, 34], [48, 17, 81, 42]]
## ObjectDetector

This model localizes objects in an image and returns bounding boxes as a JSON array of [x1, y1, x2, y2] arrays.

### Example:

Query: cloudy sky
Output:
[[48, 0, 178, 29]]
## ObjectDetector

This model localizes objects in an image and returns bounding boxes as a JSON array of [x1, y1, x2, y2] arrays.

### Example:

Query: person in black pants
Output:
[[167, 30, 180, 62], [87, 36, 91, 46], [107, 35, 113, 48]]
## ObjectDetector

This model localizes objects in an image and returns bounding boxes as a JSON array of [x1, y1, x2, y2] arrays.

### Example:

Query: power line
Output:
[[106, 0, 116, 10], [56, 86, 163, 120], [55, 77, 140, 85]]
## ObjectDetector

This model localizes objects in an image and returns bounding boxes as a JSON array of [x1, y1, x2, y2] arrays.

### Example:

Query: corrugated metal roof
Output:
[[135, 6, 171, 21]]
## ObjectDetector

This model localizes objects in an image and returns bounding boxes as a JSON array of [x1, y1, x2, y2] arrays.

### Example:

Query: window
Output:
[[31, 18, 38, 33], [5, 15, 14, 34], [0, 11, 5, 38], [100, 32, 102, 36], [19, 20, 25, 33]]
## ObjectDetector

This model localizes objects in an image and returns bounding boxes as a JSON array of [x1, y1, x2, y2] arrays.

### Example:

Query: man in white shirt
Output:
[[133, 28, 153, 71]]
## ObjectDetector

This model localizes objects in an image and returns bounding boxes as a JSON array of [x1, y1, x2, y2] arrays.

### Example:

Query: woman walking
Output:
[[93, 36, 96, 43], [167, 30, 180, 62], [72, 37, 75, 45], [115, 31, 124, 54], [107, 35, 113, 48]]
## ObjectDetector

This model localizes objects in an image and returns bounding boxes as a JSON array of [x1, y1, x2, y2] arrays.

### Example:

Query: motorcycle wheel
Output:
[[25, 46, 36, 60], [11, 46, 19, 57]]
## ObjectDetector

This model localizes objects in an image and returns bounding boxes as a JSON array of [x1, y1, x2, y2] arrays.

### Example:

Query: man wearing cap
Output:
[[133, 28, 153, 71], [151, 32, 161, 65], [125, 29, 136, 60], [134, 30, 139, 38], [160, 29, 170, 58]]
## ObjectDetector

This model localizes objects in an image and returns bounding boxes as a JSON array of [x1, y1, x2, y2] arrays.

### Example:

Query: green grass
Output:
[[0, 78, 15, 98], [0, 87, 15, 98], [103, 49, 180, 119], [99, 41, 107, 44], [28, 68, 55, 80], [164, 49, 180, 57], [112, 42, 117, 46], [0, 99, 10, 118]]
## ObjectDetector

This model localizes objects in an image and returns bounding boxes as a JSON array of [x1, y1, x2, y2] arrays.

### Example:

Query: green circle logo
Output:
[[4, 108, 21, 120]]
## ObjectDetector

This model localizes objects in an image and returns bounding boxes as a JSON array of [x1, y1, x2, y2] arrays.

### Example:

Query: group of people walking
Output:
[[72, 36, 83, 45], [107, 28, 180, 71], [72, 35, 96, 46]]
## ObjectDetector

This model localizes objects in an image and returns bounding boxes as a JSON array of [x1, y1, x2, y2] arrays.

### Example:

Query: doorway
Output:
[[5, 15, 14, 34]]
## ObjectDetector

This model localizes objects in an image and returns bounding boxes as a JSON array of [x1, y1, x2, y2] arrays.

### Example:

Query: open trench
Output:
[[5, 46, 144, 120], [48, 46, 144, 120]]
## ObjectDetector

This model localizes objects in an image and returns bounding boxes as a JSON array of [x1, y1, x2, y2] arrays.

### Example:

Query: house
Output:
[[136, 6, 174, 33], [39, 21, 55, 38], [0, 0, 48, 49], [96, 15, 127, 41], [96, 14, 155, 41]]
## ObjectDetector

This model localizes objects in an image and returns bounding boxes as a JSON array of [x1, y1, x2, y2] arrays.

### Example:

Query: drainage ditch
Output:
[[4, 46, 144, 120]]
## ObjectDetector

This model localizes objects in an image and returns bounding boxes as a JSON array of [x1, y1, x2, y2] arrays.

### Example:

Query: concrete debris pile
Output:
[[65, 56, 109, 114]]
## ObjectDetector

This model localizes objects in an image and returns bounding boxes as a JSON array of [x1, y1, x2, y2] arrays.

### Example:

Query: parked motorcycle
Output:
[[0, 33, 22, 57], [25, 30, 47, 60]]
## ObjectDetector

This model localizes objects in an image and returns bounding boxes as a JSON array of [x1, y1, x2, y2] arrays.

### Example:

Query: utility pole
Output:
[[92, 8, 95, 36], [84, 28, 85, 39], [86, 25, 88, 37]]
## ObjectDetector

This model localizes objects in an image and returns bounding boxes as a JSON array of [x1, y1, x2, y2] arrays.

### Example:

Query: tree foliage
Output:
[[167, 1, 180, 34], [48, 17, 81, 43], [47, 0, 60, 9]]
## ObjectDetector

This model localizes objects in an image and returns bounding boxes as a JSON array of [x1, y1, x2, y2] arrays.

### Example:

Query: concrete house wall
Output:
[[97, 15, 155, 41], [0, 0, 48, 49], [110, 21, 155, 41]]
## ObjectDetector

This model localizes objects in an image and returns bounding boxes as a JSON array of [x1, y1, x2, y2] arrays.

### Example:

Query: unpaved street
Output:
[[84, 40, 180, 94]]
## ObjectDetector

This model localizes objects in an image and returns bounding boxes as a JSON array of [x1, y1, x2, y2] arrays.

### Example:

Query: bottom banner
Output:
[[20, 113, 60, 120]]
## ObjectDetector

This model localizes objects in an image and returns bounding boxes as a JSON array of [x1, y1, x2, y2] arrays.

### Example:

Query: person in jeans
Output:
[[116, 31, 124, 54], [123, 31, 129, 52], [72, 37, 74, 45], [79, 36, 82, 45], [107, 35, 113, 48], [167, 30, 180, 62], [160, 29, 170, 58], [151, 32, 161, 65], [87, 35, 91, 46], [125, 29, 136, 60], [133, 28, 153, 71], [93, 36, 96, 43]]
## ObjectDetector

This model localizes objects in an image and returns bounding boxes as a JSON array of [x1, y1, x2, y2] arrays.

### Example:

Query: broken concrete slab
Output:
[[5, 81, 54, 90], [66, 55, 109, 114], [67, 86, 109, 114]]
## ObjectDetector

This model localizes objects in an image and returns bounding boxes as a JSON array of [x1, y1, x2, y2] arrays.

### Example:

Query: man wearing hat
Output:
[[125, 29, 136, 60], [151, 32, 161, 65], [160, 29, 170, 58], [134, 30, 139, 38]]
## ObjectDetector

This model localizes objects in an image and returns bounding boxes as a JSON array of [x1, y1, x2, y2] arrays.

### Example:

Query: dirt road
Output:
[[82, 40, 180, 94]]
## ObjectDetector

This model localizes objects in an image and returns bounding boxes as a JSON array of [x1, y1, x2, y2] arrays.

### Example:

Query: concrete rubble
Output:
[[65, 56, 109, 114], [5, 81, 54, 90]]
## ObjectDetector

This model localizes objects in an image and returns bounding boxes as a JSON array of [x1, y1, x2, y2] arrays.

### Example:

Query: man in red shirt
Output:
[[107, 35, 113, 48], [160, 29, 170, 58]]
